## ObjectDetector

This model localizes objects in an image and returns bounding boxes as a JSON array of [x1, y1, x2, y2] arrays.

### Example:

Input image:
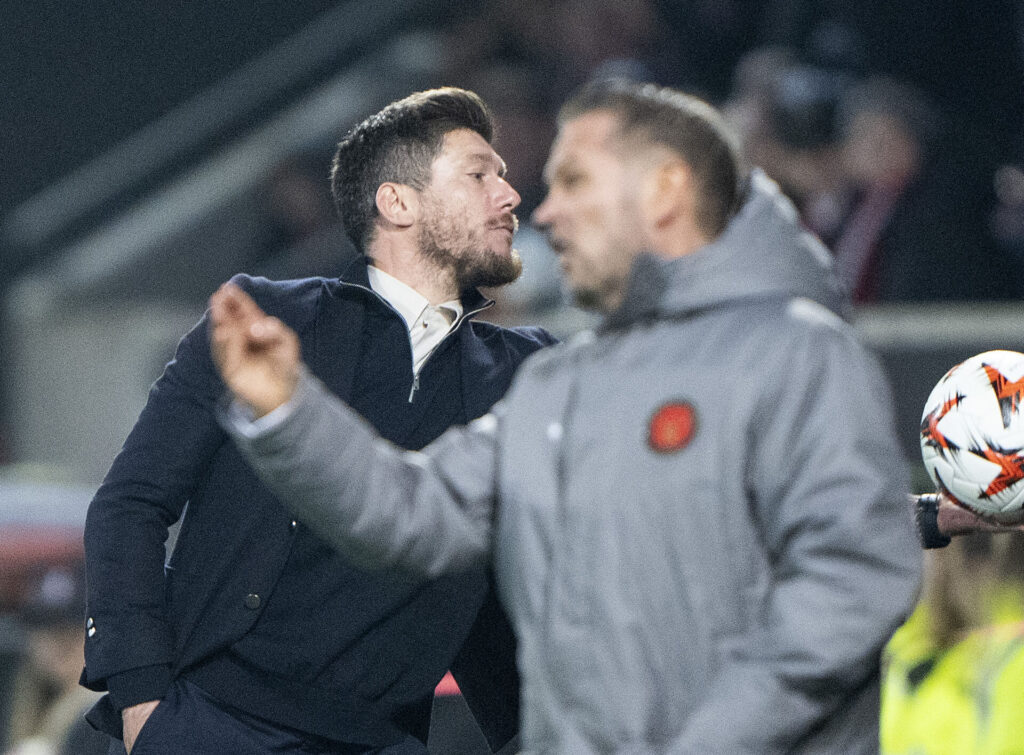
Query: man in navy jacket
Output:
[[81, 87, 555, 754]]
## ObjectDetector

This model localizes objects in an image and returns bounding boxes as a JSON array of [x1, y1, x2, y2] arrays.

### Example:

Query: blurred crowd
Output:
[[242, 0, 1024, 316], [4, 1, 1024, 752], [1, 547, 106, 754], [882, 534, 1024, 754]]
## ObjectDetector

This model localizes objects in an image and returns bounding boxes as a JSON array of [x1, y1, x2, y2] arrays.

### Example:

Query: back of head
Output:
[[331, 87, 494, 250], [766, 66, 848, 152], [559, 79, 745, 238]]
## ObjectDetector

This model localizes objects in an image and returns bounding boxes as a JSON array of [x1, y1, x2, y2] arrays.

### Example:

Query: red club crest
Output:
[[648, 402, 697, 453]]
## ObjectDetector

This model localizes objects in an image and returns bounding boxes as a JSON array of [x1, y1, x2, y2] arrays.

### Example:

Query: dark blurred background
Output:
[[2, 1, 1024, 752]]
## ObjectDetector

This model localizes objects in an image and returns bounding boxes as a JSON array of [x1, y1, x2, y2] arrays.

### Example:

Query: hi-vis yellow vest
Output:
[[881, 598, 1024, 755]]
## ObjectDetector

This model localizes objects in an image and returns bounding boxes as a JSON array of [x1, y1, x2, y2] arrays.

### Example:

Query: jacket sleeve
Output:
[[82, 310, 227, 707], [671, 315, 923, 752], [224, 368, 498, 577]]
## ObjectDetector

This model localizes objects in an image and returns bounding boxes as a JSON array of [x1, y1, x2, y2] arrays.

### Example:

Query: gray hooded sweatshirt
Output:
[[227, 172, 922, 754]]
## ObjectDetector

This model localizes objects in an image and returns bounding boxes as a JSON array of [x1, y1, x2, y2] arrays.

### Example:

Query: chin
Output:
[[571, 286, 603, 312], [461, 247, 523, 289]]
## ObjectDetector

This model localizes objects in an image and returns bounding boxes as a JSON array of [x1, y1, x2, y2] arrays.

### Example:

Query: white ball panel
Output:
[[919, 350, 1024, 519]]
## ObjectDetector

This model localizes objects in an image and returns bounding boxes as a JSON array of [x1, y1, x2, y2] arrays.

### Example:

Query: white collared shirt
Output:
[[366, 265, 463, 375]]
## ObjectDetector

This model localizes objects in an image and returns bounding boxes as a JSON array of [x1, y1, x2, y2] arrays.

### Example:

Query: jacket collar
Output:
[[599, 253, 668, 332], [314, 257, 496, 414]]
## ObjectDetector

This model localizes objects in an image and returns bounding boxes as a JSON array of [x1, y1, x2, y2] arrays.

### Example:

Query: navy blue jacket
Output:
[[81, 263, 555, 748]]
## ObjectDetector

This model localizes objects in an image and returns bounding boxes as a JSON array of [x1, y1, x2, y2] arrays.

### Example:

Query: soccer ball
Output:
[[920, 350, 1024, 523]]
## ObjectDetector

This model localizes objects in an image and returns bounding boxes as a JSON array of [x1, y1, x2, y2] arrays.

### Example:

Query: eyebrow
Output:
[[465, 152, 507, 178], [542, 157, 573, 186]]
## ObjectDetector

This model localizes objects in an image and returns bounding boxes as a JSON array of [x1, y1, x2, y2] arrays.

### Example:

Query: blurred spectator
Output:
[[881, 533, 1024, 754], [760, 65, 852, 244], [759, 0, 1024, 159], [832, 77, 1021, 303], [727, 60, 853, 245], [721, 44, 798, 147], [2, 561, 105, 755], [247, 153, 356, 280], [991, 163, 1024, 275]]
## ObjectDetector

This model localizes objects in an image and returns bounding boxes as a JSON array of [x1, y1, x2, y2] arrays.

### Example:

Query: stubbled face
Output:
[[533, 110, 648, 312], [417, 128, 523, 290]]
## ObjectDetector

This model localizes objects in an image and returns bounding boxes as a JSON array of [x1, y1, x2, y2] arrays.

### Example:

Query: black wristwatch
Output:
[[913, 493, 951, 549]]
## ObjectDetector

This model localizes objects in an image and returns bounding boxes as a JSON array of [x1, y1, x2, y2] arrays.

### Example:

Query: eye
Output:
[[469, 172, 485, 181], [558, 172, 584, 190]]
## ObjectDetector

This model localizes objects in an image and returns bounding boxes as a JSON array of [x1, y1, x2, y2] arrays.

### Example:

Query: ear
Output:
[[375, 182, 419, 229], [642, 158, 695, 230]]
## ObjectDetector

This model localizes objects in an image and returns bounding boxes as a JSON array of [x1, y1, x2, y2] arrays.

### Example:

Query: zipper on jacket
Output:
[[339, 280, 493, 404], [407, 299, 491, 403]]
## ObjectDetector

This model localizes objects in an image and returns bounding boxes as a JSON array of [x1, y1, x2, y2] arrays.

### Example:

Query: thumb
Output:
[[249, 316, 291, 347]]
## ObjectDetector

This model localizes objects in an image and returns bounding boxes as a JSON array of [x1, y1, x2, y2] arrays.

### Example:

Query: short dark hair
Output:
[[560, 80, 744, 237], [766, 66, 849, 151], [330, 87, 494, 250]]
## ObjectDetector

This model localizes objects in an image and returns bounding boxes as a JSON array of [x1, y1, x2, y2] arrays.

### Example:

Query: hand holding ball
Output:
[[920, 350, 1024, 524]]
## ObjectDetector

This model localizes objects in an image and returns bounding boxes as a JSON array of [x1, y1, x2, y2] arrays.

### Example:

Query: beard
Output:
[[417, 202, 523, 291]]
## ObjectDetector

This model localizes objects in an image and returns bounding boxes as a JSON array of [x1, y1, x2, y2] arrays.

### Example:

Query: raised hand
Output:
[[208, 282, 301, 417]]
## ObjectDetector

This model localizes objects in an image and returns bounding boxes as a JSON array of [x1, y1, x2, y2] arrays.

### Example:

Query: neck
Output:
[[652, 221, 712, 260], [367, 238, 459, 305]]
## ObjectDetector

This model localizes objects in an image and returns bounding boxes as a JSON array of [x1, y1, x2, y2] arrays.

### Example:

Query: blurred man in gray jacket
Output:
[[209, 80, 922, 754]]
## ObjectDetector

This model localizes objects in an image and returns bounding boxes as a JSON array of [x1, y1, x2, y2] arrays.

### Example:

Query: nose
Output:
[[532, 191, 553, 230], [498, 178, 521, 211]]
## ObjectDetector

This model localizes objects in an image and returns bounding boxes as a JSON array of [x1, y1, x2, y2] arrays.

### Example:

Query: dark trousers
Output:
[[106, 678, 426, 755]]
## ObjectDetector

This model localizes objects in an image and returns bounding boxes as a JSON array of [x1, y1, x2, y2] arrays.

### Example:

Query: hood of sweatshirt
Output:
[[605, 170, 847, 330]]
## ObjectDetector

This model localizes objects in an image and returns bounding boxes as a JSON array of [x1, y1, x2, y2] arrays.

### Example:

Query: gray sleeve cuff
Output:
[[222, 393, 298, 439]]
